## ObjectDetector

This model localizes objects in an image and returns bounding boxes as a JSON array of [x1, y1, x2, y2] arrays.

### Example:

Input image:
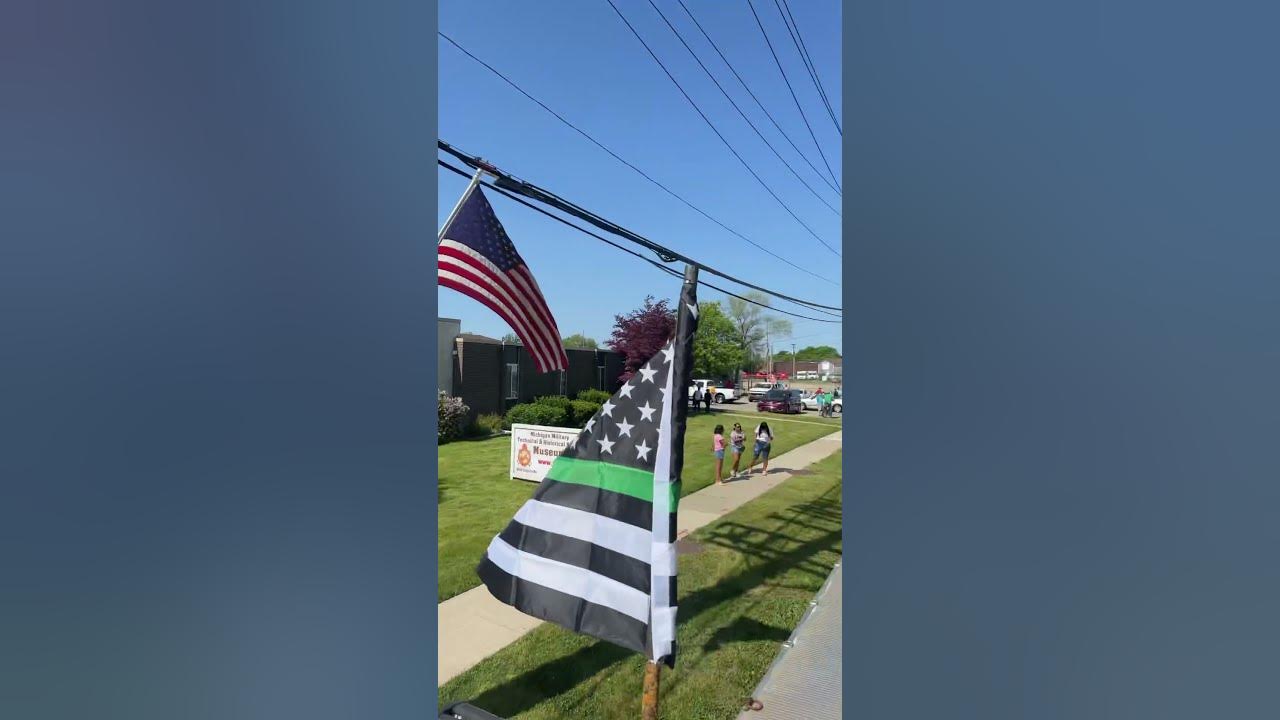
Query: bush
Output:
[[569, 400, 602, 427], [438, 393, 470, 444], [577, 389, 611, 404], [505, 402, 569, 428], [474, 413, 506, 435], [534, 395, 573, 411]]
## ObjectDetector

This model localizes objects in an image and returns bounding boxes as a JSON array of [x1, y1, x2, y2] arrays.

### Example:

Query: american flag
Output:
[[438, 185, 568, 373]]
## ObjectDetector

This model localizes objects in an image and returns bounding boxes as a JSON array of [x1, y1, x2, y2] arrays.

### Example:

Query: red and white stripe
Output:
[[438, 240, 568, 373]]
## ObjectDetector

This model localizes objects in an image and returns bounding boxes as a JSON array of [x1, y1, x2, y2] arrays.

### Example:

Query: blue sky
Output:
[[438, 0, 842, 354]]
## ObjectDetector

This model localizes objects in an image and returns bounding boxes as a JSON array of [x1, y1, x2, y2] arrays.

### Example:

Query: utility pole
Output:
[[765, 327, 772, 377], [791, 342, 796, 380]]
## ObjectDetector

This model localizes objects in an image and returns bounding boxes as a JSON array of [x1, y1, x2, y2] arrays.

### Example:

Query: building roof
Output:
[[457, 332, 503, 344]]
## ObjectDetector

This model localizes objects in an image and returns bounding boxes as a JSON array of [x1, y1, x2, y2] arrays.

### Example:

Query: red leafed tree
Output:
[[608, 295, 676, 382]]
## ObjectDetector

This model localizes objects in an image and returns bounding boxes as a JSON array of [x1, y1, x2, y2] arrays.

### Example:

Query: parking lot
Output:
[[688, 396, 842, 421]]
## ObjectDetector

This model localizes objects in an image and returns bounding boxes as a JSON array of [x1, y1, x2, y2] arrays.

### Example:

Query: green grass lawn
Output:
[[439, 451, 843, 719], [437, 413, 837, 602]]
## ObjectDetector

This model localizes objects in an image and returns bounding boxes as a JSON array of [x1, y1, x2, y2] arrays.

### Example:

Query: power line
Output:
[[774, 0, 842, 136], [675, 0, 840, 195], [438, 140, 842, 315], [438, 158, 840, 323], [745, 0, 842, 191], [603, 0, 841, 258], [643, 0, 839, 216], [438, 31, 838, 287], [438, 146, 842, 319]]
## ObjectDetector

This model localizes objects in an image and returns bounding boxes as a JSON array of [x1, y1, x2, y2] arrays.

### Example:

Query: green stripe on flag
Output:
[[547, 457, 679, 508]]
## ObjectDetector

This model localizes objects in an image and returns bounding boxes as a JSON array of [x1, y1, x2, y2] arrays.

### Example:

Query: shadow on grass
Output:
[[457, 486, 842, 718], [703, 617, 791, 653]]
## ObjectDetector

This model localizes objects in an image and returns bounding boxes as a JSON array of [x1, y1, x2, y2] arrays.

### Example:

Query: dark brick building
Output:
[[441, 322, 626, 422]]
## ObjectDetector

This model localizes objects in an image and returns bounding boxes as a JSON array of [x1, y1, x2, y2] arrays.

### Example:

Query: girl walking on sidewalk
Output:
[[729, 423, 746, 478], [749, 422, 774, 475], [713, 424, 726, 485]]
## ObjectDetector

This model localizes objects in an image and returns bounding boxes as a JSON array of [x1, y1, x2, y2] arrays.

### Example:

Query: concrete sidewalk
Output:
[[437, 429, 842, 686], [739, 561, 842, 719]]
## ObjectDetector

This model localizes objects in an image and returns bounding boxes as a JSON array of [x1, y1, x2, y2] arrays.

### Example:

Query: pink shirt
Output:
[[713, 434, 725, 451]]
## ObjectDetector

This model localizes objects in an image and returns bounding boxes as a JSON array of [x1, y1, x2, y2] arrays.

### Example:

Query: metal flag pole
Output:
[[438, 165, 487, 244], [642, 261, 698, 720]]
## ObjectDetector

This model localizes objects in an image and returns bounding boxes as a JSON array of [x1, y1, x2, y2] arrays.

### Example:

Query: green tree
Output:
[[500, 332, 521, 345], [562, 333, 599, 350], [692, 302, 744, 379], [726, 291, 793, 372], [795, 345, 840, 361]]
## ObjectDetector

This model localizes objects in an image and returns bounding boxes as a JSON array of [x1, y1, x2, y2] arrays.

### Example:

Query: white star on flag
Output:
[[637, 402, 656, 422], [634, 439, 651, 462], [617, 382, 635, 399], [584, 417, 595, 433], [686, 302, 698, 319], [596, 434, 615, 455], [660, 345, 674, 364], [615, 417, 634, 437], [601, 399, 615, 417], [639, 366, 657, 384]]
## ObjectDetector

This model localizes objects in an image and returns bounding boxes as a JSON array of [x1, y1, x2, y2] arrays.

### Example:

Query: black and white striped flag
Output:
[[476, 274, 698, 667]]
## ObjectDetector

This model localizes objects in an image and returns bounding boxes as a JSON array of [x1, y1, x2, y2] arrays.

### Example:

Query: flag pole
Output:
[[642, 660, 661, 720], [641, 261, 698, 720], [438, 165, 487, 244]]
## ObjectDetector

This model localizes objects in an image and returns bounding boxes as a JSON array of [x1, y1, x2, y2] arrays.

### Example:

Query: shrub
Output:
[[534, 395, 573, 411], [505, 402, 569, 428], [577, 389, 611, 405], [474, 413, 505, 435], [569, 400, 602, 427], [438, 393, 470, 444]]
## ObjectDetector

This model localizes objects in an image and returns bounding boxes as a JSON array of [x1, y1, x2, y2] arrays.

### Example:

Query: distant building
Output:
[[438, 318, 627, 421], [777, 358, 843, 382]]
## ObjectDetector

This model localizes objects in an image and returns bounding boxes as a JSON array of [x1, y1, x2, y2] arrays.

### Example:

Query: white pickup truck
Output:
[[747, 382, 787, 401], [688, 379, 736, 404]]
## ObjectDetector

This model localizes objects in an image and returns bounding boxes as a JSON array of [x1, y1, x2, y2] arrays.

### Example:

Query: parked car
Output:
[[801, 393, 842, 414], [757, 389, 803, 414], [689, 379, 736, 403]]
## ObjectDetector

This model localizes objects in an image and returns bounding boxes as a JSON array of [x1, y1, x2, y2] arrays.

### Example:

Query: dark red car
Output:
[[757, 389, 803, 414]]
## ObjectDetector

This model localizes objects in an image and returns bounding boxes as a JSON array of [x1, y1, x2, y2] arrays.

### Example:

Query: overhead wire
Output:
[[774, 0, 842, 135], [438, 31, 838, 287], [675, 0, 840, 194], [440, 139, 842, 314], [603, 0, 841, 257], [642, 0, 839, 216], [745, 0, 842, 191], [438, 157, 841, 323]]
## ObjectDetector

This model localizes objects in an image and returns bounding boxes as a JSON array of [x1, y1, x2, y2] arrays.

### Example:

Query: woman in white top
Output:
[[749, 422, 774, 474]]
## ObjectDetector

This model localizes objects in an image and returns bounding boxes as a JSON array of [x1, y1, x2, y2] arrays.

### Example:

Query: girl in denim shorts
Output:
[[713, 424, 726, 485], [750, 422, 774, 474]]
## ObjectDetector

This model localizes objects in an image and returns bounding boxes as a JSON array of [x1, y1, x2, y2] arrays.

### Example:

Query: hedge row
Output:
[[504, 392, 605, 430]]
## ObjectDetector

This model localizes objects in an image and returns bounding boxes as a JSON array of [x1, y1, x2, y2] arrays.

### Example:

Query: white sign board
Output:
[[509, 423, 579, 483]]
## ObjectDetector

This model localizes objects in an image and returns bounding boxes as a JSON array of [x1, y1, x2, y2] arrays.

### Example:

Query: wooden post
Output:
[[641, 661, 660, 720]]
